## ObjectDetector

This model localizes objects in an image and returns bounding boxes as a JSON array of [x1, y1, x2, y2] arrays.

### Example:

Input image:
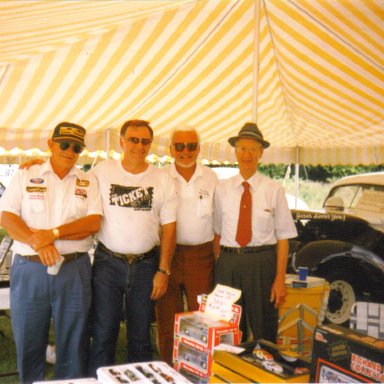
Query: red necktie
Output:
[[236, 181, 252, 247]]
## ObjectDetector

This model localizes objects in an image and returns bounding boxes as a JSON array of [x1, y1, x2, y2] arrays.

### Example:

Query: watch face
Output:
[[159, 268, 170, 276]]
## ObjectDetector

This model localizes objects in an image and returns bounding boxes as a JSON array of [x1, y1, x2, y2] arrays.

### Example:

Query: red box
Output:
[[174, 361, 210, 383], [175, 311, 241, 350], [173, 338, 212, 374], [173, 298, 241, 376]]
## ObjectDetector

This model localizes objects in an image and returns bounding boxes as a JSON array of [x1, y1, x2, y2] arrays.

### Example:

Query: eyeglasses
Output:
[[173, 142, 198, 152], [126, 137, 152, 146], [59, 142, 84, 154]]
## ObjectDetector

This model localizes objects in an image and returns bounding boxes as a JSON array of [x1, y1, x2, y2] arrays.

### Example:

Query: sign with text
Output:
[[205, 284, 241, 322]]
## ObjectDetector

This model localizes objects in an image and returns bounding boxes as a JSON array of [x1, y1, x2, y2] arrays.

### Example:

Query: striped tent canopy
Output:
[[0, 0, 383, 165]]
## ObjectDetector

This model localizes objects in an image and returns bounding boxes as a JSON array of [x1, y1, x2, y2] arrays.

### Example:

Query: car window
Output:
[[328, 184, 384, 209]]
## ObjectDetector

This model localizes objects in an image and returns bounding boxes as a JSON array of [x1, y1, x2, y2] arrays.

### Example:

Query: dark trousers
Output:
[[89, 245, 157, 377], [214, 246, 278, 343], [156, 241, 215, 365], [11, 254, 91, 384]]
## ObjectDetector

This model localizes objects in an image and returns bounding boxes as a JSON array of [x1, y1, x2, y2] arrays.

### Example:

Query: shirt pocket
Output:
[[29, 195, 46, 213], [197, 196, 212, 218], [253, 208, 274, 235]]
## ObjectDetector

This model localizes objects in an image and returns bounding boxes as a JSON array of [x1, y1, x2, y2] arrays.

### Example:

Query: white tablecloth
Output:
[[0, 287, 10, 310]]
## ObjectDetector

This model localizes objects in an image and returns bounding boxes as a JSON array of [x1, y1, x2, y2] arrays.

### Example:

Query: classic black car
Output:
[[289, 173, 384, 325]]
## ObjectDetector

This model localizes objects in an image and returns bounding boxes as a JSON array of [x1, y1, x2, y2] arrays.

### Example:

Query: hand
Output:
[[19, 158, 44, 169], [29, 229, 56, 251], [150, 271, 169, 300], [38, 244, 61, 266], [270, 278, 287, 308]]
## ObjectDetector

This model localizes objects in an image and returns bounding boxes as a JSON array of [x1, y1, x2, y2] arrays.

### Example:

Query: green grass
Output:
[[279, 178, 331, 209]]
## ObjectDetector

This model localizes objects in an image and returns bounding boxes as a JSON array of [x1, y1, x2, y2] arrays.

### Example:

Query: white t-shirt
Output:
[[0, 161, 103, 255], [167, 163, 218, 245], [93, 160, 177, 254], [214, 172, 297, 247]]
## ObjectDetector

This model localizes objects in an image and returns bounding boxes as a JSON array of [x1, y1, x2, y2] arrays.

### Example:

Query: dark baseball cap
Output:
[[52, 122, 86, 146]]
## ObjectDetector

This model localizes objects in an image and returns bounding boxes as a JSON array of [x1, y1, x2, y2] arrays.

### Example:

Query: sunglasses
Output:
[[126, 137, 152, 146], [59, 142, 84, 154], [173, 142, 198, 152]]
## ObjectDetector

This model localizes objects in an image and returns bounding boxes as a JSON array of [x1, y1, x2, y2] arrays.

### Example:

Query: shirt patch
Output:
[[26, 186, 46, 193], [29, 178, 44, 184], [109, 184, 153, 210], [76, 179, 90, 187], [75, 188, 88, 199]]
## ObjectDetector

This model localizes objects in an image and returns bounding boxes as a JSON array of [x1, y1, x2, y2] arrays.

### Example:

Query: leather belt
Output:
[[176, 241, 213, 252], [220, 245, 275, 254], [98, 242, 156, 265], [24, 252, 87, 264]]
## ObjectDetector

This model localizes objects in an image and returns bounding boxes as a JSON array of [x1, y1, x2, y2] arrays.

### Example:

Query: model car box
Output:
[[96, 361, 192, 383], [210, 341, 311, 383], [174, 337, 211, 373], [175, 310, 241, 351], [310, 324, 384, 383], [174, 286, 242, 376], [174, 361, 211, 384]]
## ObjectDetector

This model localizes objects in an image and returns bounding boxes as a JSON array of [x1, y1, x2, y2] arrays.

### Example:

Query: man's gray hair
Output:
[[169, 124, 200, 143]]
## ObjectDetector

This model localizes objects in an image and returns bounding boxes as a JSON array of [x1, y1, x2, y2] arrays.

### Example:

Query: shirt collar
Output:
[[41, 159, 81, 178], [234, 171, 259, 189], [169, 162, 202, 182]]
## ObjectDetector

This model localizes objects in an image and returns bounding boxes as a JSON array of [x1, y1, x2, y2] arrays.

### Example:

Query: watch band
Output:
[[158, 268, 171, 276]]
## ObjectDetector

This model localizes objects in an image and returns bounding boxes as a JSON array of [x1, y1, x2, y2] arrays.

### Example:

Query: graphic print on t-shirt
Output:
[[109, 184, 153, 210]]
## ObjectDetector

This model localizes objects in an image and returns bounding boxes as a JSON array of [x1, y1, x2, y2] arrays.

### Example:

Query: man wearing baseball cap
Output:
[[0, 122, 102, 383], [213, 122, 297, 343]]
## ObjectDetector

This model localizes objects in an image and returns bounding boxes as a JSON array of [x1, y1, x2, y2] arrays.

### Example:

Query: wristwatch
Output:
[[52, 227, 60, 239], [158, 268, 171, 276]]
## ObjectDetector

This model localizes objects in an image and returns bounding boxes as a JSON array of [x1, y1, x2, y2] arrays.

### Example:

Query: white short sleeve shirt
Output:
[[167, 163, 218, 245], [0, 161, 103, 255], [214, 172, 297, 246], [93, 160, 177, 254]]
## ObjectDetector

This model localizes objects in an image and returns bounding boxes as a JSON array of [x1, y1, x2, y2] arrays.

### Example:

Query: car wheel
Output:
[[325, 270, 356, 325]]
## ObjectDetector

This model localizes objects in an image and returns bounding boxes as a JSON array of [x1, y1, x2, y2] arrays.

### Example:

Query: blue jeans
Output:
[[10, 254, 91, 384], [89, 245, 158, 376]]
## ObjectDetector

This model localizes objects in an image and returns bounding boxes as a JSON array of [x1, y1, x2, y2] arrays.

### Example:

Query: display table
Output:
[[210, 342, 310, 383]]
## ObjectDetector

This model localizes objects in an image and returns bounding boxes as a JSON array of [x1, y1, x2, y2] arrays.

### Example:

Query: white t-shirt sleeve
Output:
[[159, 172, 177, 225]]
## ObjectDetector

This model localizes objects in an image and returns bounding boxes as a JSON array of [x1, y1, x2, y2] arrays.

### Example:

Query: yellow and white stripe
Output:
[[0, 0, 383, 165]]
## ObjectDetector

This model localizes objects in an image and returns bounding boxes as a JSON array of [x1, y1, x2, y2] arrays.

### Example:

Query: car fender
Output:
[[293, 240, 384, 275]]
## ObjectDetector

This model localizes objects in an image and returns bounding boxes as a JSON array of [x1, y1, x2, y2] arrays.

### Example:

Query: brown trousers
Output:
[[156, 241, 215, 365]]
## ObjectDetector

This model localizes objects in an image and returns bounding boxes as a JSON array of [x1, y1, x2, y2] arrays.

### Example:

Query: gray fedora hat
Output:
[[228, 122, 270, 148]]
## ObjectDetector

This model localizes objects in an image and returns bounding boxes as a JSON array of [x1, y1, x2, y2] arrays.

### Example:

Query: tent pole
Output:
[[295, 146, 300, 208], [106, 128, 110, 160], [252, 0, 261, 122]]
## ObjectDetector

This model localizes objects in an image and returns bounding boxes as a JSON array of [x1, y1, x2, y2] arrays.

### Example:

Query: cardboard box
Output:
[[310, 324, 384, 383], [174, 338, 211, 373], [175, 311, 241, 351], [174, 361, 210, 383], [173, 287, 242, 377], [211, 341, 311, 383]]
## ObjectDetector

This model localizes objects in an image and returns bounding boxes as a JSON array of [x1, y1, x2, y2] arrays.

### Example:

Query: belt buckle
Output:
[[237, 247, 242, 254], [126, 254, 137, 264]]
